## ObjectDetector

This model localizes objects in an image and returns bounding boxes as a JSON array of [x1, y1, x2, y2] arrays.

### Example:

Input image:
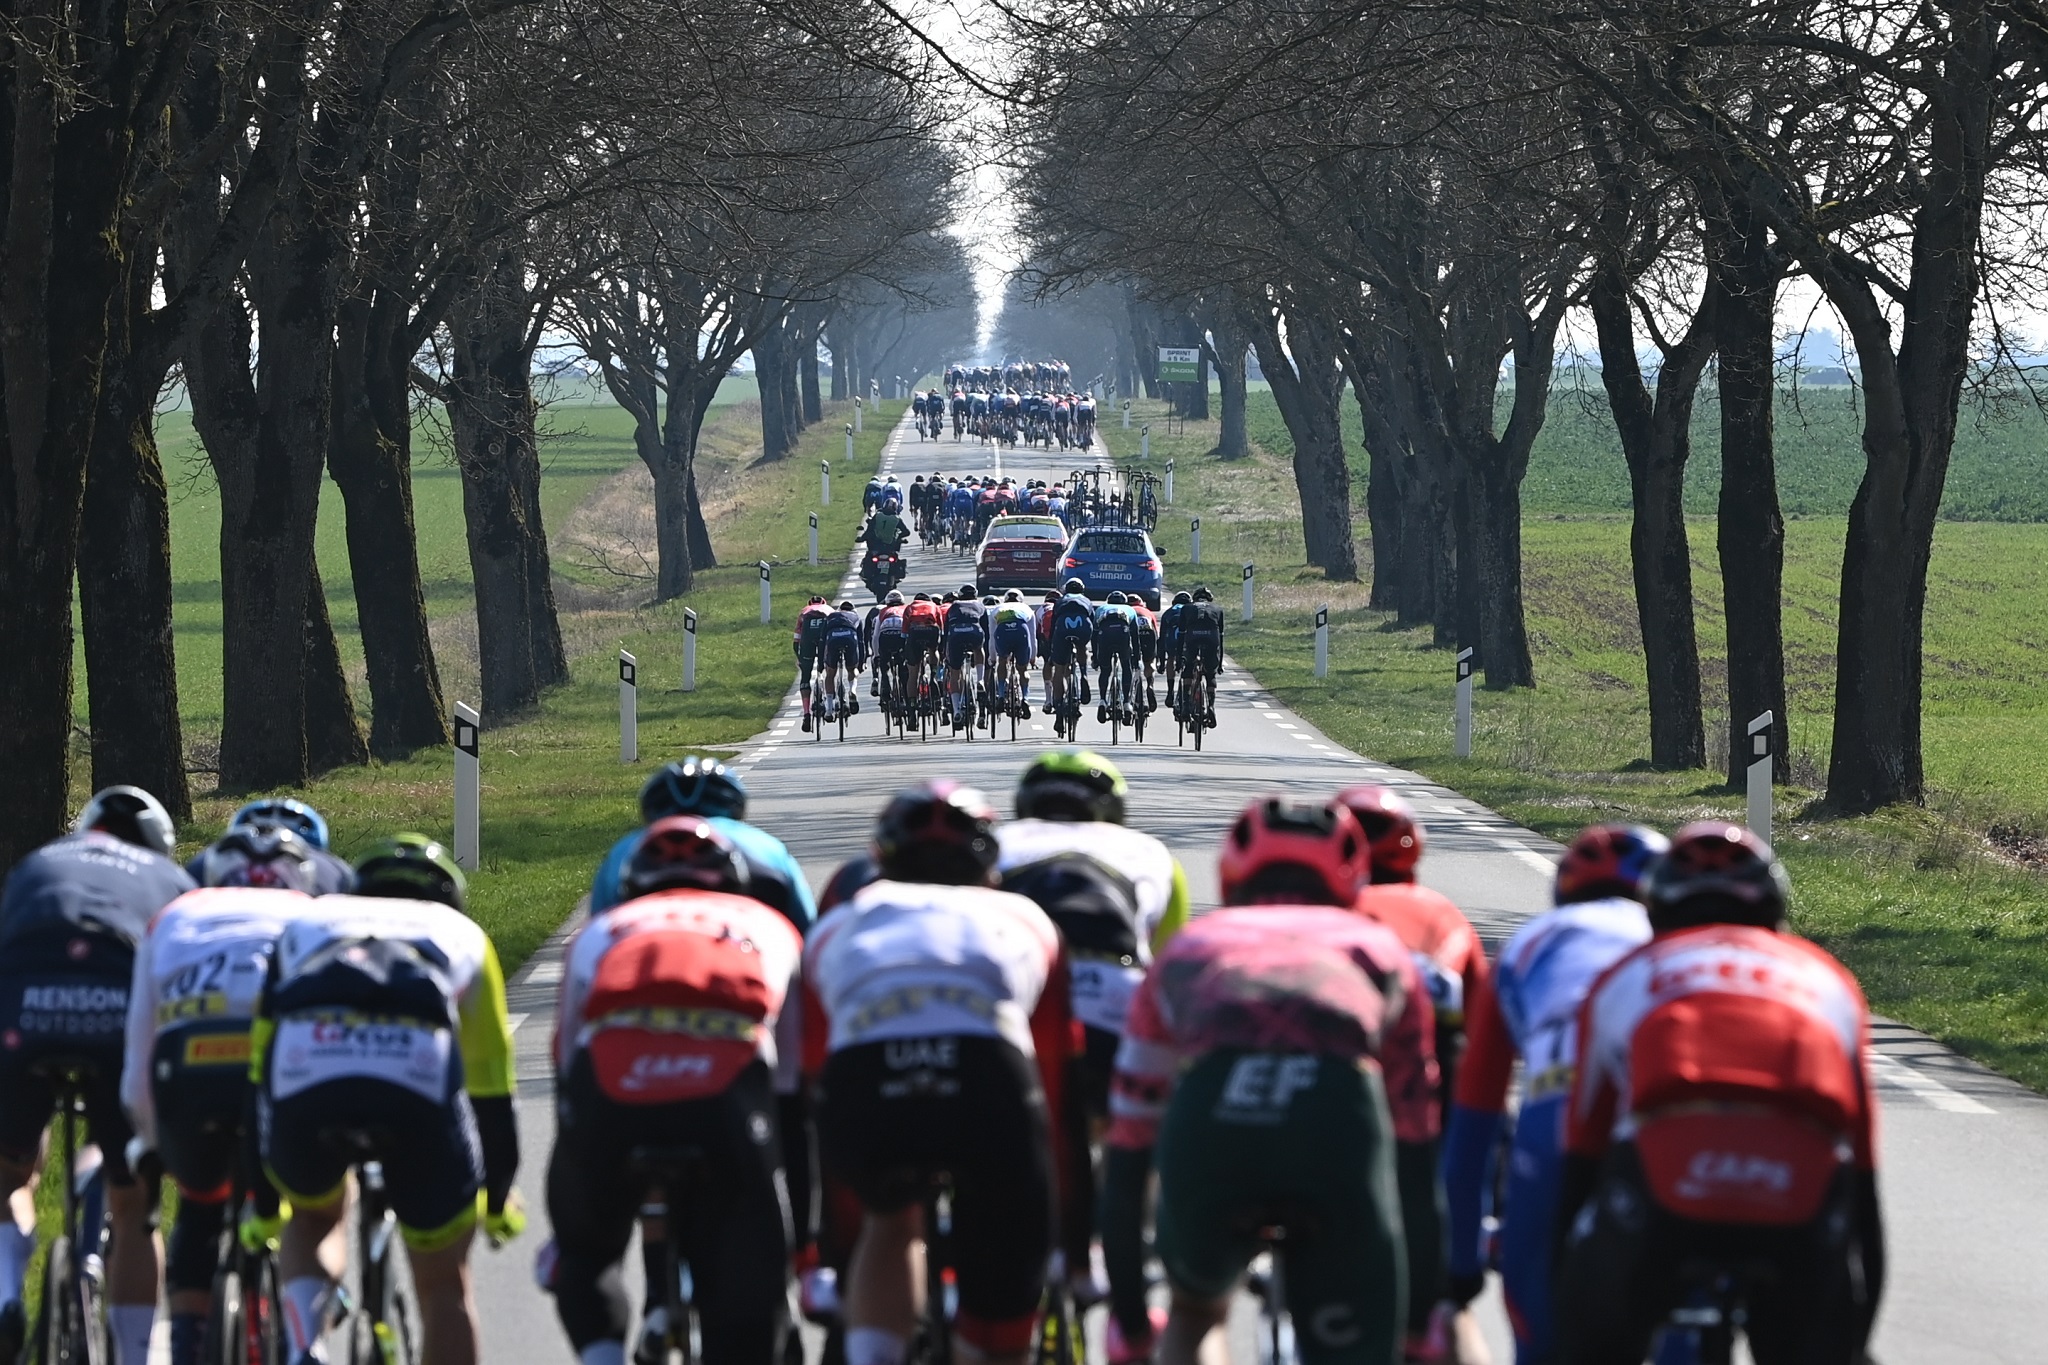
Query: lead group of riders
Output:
[[0, 750, 1884, 1365], [913, 362, 1095, 449]]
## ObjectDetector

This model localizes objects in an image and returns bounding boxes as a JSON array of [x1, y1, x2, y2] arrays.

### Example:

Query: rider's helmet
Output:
[[1192, 586, 1214, 603], [1335, 785, 1425, 883], [914, 592, 931, 602], [195, 828, 319, 892], [229, 798, 331, 851], [839, 600, 856, 611], [874, 781, 1001, 886], [913, 475, 925, 484], [809, 594, 827, 606], [1218, 796, 1370, 908], [73, 785, 178, 857], [1645, 821, 1790, 932], [1015, 749, 1127, 825], [1555, 824, 1672, 906], [1106, 591, 1127, 606], [1043, 590, 1060, 604], [960, 583, 977, 599], [882, 494, 901, 514], [353, 833, 467, 911], [1064, 578, 1086, 595], [1004, 589, 1023, 601], [1172, 591, 1193, 606], [623, 817, 750, 898], [640, 756, 748, 823], [885, 591, 905, 606]]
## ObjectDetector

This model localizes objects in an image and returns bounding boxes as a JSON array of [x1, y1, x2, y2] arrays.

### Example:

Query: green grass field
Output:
[[1104, 399, 2048, 1091]]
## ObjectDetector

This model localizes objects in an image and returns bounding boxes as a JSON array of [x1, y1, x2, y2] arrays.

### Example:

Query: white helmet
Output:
[[73, 785, 177, 858]]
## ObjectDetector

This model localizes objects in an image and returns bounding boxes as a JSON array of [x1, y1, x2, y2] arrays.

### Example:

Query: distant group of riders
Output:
[[911, 358, 1097, 450]]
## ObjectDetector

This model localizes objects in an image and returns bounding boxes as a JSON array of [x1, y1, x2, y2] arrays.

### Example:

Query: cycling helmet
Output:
[[1043, 591, 1060, 603], [1016, 749, 1128, 824], [885, 591, 905, 606], [883, 495, 902, 513], [195, 828, 318, 892], [640, 756, 748, 823], [839, 600, 856, 611], [1173, 591, 1193, 606], [1106, 591, 1127, 605], [229, 797, 330, 851], [983, 596, 998, 607], [819, 852, 881, 914], [1335, 785, 1425, 883], [1192, 586, 1214, 603], [1064, 578, 1086, 594], [1004, 589, 1022, 601], [1645, 821, 1789, 930], [809, 594, 827, 605], [1219, 796, 1369, 907], [961, 583, 977, 598], [354, 833, 467, 911], [623, 816, 750, 898], [1555, 824, 1671, 906], [874, 781, 1001, 886], [73, 785, 177, 858], [915, 592, 932, 602]]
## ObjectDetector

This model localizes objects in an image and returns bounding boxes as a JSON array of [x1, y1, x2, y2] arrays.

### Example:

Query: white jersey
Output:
[[997, 819, 1186, 952], [802, 880, 1061, 1059], [120, 886, 312, 1148]]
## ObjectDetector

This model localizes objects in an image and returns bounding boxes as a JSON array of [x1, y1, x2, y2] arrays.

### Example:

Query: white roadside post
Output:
[[1122, 400, 1132, 429], [1241, 562, 1255, 623], [452, 702, 480, 871], [1190, 518, 1202, 565], [682, 609, 698, 692], [619, 650, 638, 763], [1747, 710, 1776, 844], [821, 460, 831, 506], [1314, 605, 1329, 679], [1454, 648, 1475, 758], [758, 560, 772, 625], [1164, 460, 1174, 503], [1141, 425, 1151, 462], [869, 379, 879, 402], [853, 396, 863, 433], [844, 423, 854, 463], [808, 513, 819, 566]]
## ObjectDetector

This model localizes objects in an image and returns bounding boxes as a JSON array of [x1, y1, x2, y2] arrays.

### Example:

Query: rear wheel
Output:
[[37, 1234, 77, 1365]]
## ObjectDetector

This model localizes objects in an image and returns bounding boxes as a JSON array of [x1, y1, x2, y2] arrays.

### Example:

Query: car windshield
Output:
[[1077, 532, 1149, 555], [989, 521, 1063, 540]]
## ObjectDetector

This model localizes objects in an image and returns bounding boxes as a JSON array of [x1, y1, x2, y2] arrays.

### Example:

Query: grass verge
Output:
[[1104, 399, 2048, 1092]]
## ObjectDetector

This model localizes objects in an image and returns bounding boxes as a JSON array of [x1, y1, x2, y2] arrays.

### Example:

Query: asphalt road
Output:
[[475, 409, 2048, 1365]]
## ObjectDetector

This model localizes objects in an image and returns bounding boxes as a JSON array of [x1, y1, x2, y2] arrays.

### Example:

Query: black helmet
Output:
[[640, 757, 748, 823], [623, 817, 750, 898], [961, 583, 977, 598], [1173, 591, 1193, 606], [74, 786, 177, 858], [875, 781, 1001, 886], [1106, 591, 1127, 605], [1192, 586, 1214, 603], [1646, 821, 1791, 932], [1064, 578, 1086, 594], [196, 828, 319, 892]]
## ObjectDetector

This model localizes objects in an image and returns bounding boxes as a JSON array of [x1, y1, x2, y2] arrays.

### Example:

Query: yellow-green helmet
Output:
[[1016, 749, 1127, 824], [354, 833, 467, 912]]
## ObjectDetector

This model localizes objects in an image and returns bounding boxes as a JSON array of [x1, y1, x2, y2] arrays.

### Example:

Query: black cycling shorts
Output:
[[1184, 636, 1222, 676], [548, 1054, 788, 1356], [875, 633, 907, 671], [1136, 629, 1157, 666], [945, 630, 986, 670], [908, 625, 943, 658], [1096, 631, 1133, 666], [0, 939, 139, 1184], [818, 1036, 1054, 1349], [1049, 630, 1091, 670], [152, 1023, 258, 1199], [823, 637, 861, 672]]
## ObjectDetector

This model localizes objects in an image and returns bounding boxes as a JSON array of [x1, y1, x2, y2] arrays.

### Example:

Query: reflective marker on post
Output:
[[682, 609, 698, 692], [1242, 562, 1255, 623], [619, 650, 638, 763], [844, 423, 854, 463], [452, 701, 480, 871], [808, 512, 819, 566], [1314, 604, 1329, 679], [1190, 517, 1202, 565], [1454, 648, 1475, 758], [1141, 426, 1151, 462], [1122, 400, 1132, 429], [758, 560, 772, 625], [1747, 710, 1775, 844], [853, 396, 863, 433], [821, 461, 831, 506], [1164, 460, 1174, 503]]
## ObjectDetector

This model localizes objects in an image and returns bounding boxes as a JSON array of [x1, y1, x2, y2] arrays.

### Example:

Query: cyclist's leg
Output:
[[384, 1091, 489, 1365], [947, 1039, 1054, 1365], [1551, 1145, 1686, 1365], [154, 1058, 249, 1365], [676, 1063, 790, 1363], [265, 1110, 351, 1365], [0, 1051, 55, 1320], [547, 1057, 665, 1363]]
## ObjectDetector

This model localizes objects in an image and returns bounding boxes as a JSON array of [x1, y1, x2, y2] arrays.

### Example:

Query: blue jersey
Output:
[[1490, 896, 1652, 1085], [590, 819, 816, 933], [1, 832, 195, 952]]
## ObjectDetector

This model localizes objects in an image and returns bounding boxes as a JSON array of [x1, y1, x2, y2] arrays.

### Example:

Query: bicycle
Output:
[[1177, 663, 1212, 752], [1100, 656, 1128, 747], [906, 1182, 956, 1365], [27, 1061, 110, 1365], [207, 1180, 286, 1365], [317, 1128, 420, 1365], [1245, 1234, 1297, 1365]]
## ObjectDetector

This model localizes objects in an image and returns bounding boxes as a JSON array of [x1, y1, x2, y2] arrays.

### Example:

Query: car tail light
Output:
[[1064, 556, 1080, 568], [1144, 558, 1161, 571]]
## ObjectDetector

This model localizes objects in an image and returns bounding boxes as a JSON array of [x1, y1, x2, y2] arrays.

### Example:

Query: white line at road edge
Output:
[[1867, 1051, 1994, 1114], [1492, 837, 1558, 876]]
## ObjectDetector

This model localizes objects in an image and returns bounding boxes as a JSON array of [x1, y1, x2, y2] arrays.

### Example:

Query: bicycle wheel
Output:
[[35, 1234, 79, 1365], [208, 1262, 247, 1365]]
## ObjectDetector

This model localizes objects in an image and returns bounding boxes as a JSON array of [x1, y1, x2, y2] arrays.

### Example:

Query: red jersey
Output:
[[904, 600, 942, 631], [1354, 882, 1489, 1029], [1566, 923, 1877, 1225]]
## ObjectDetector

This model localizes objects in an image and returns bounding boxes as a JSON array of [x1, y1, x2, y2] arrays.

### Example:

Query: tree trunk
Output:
[[1208, 318, 1249, 459], [1710, 201, 1790, 785], [1245, 303, 1358, 580], [302, 561, 368, 773], [780, 328, 804, 437], [800, 331, 823, 424], [328, 296, 447, 758], [1175, 317, 1211, 419], [1463, 458, 1532, 687], [756, 323, 794, 461], [827, 325, 848, 401]]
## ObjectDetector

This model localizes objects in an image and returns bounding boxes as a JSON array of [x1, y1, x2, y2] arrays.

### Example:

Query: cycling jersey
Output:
[[824, 608, 866, 671], [944, 599, 989, 668], [1355, 882, 1487, 1031], [870, 602, 907, 647], [1094, 603, 1138, 654], [904, 599, 942, 634], [588, 819, 817, 931], [1050, 593, 1096, 642], [0, 830, 194, 952], [997, 819, 1190, 968], [992, 603, 1037, 664], [794, 604, 831, 662]]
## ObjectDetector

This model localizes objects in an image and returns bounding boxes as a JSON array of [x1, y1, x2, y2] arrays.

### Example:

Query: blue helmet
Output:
[[640, 756, 748, 823], [1556, 824, 1672, 905], [230, 798, 330, 852]]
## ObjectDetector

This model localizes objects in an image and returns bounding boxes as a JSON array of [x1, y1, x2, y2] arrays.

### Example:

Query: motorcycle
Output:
[[862, 551, 906, 600]]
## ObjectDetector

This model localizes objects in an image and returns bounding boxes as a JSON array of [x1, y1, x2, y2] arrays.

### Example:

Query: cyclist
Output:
[[1092, 591, 1140, 725], [943, 583, 990, 729], [1441, 824, 1666, 1365], [546, 819, 805, 1365], [870, 591, 911, 713], [803, 782, 1076, 1365], [1044, 579, 1097, 722], [1555, 823, 1884, 1365], [990, 590, 1038, 712], [821, 599, 867, 720], [1131, 598, 1160, 712], [251, 836, 520, 1365], [217, 798, 355, 893], [1157, 591, 1193, 711], [0, 787, 192, 1365], [860, 507, 909, 591], [796, 595, 833, 732], [1178, 586, 1225, 726], [1102, 796, 1437, 1365], [588, 757, 816, 930], [122, 834, 321, 1365], [862, 475, 885, 515]]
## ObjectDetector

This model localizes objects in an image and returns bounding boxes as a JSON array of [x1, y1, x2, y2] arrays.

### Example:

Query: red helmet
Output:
[[875, 781, 1001, 885], [1335, 785, 1424, 881], [1646, 821, 1790, 929], [624, 817, 750, 898], [1219, 796, 1371, 906], [1555, 824, 1670, 905]]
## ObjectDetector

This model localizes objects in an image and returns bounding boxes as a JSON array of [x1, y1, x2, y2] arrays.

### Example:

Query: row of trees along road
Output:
[[0, 0, 973, 866], [1001, 0, 2048, 814]]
